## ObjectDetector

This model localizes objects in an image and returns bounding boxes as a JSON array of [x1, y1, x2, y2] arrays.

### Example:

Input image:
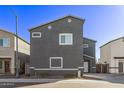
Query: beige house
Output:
[[100, 37, 124, 74], [0, 29, 30, 75]]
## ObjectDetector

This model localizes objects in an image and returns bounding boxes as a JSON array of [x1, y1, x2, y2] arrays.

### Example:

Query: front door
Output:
[[119, 62, 123, 73], [5, 61, 10, 73], [84, 62, 89, 72]]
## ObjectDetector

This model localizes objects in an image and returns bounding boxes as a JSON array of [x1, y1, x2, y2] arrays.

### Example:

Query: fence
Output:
[[96, 64, 109, 73]]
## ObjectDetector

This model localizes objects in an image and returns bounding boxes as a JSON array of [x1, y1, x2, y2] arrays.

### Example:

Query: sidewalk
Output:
[[0, 78, 62, 83], [0, 78, 62, 88]]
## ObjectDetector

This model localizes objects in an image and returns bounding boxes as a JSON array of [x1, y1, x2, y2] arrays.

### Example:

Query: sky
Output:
[[0, 5, 124, 59]]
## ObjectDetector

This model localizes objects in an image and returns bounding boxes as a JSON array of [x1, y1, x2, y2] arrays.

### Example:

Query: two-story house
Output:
[[0, 29, 30, 75], [29, 16, 96, 77], [100, 37, 124, 74]]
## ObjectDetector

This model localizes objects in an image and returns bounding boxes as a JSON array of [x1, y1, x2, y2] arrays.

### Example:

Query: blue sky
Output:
[[0, 5, 124, 59]]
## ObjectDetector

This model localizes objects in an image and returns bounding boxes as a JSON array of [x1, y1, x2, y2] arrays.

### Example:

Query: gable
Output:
[[29, 16, 85, 32]]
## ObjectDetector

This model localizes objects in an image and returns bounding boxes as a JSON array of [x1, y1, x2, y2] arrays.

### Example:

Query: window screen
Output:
[[59, 33, 73, 45], [50, 57, 63, 68], [51, 59, 61, 67]]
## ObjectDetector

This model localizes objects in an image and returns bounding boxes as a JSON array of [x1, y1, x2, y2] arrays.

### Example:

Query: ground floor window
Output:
[[49, 57, 63, 69], [0, 61, 2, 69], [0, 59, 11, 74], [118, 60, 124, 73]]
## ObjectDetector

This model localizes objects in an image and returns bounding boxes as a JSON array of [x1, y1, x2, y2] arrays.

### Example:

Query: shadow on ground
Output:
[[83, 73, 124, 84]]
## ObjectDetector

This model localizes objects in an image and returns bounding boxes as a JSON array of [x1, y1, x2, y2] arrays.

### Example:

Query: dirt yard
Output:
[[20, 78, 124, 88]]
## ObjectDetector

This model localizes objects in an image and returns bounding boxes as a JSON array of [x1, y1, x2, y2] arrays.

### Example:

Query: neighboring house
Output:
[[29, 15, 96, 77], [0, 29, 30, 75], [100, 37, 124, 74], [83, 37, 96, 73]]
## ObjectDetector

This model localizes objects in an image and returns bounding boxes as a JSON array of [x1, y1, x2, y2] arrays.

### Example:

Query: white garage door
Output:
[[84, 62, 89, 72]]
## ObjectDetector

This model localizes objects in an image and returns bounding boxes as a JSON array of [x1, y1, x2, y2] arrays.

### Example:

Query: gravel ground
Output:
[[20, 79, 124, 88]]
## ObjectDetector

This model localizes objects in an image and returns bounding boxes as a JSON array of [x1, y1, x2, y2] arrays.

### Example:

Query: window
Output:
[[3, 38, 10, 47], [59, 33, 73, 45], [0, 61, 2, 69], [50, 57, 63, 68], [32, 32, 41, 38], [0, 39, 3, 46], [83, 44, 89, 48], [0, 38, 10, 47]]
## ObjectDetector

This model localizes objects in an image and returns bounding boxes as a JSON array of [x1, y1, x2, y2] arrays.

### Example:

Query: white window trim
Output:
[[59, 33, 73, 45], [49, 57, 63, 69], [32, 32, 41, 38], [83, 44, 89, 48]]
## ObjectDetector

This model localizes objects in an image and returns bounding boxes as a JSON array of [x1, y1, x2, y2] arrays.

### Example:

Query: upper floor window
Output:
[[32, 32, 41, 38], [59, 33, 73, 45], [83, 44, 89, 48], [0, 38, 10, 47]]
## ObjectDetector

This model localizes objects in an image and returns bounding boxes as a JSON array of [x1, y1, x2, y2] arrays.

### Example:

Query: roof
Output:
[[83, 54, 95, 59], [83, 37, 97, 42], [0, 29, 30, 45], [100, 36, 124, 48], [29, 15, 85, 31]]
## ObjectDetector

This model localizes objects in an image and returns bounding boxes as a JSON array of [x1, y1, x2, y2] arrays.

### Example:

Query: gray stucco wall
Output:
[[30, 16, 84, 75], [83, 38, 96, 73]]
